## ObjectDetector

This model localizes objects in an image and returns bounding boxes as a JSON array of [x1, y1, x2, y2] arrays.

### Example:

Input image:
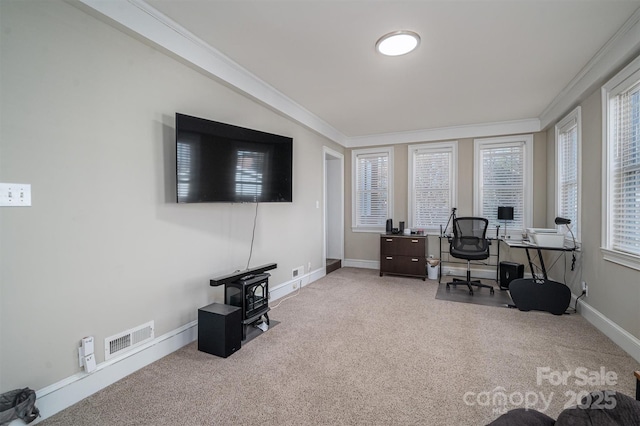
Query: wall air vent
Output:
[[104, 320, 154, 360]]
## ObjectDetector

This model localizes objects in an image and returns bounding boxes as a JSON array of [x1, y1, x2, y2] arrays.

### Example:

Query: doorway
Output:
[[323, 147, 344, 275]]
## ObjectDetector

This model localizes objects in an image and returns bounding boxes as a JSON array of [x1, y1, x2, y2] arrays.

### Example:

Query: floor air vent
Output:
[[105, 320, 154, 360]]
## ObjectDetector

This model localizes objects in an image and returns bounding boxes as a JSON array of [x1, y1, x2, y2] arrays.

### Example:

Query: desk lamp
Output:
[[498, 206, 514, 239], [555, 216, 577, 270], [554, 217, 576, 248]]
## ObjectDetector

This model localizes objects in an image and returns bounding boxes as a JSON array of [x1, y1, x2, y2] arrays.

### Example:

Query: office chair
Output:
[[446, 217, 495, 295]]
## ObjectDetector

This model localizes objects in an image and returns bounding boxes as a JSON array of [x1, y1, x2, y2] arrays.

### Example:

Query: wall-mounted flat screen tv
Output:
[[175, 113, 293, 203]]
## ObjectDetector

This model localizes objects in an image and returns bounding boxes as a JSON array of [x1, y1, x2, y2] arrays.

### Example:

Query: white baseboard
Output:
[[269, 267, 325, 300], [343, 258, 378, 269], [31, 268, 330, 424], [575, 297, 640, 363], [343, 261, 526, 281], [28, 321, 198, 424], [25, 267, 639, 424], [441, 265, 497, 280]]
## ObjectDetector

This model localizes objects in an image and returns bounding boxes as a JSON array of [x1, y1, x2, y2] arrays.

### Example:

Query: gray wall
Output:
[[545, 87, 640, 339], [344, 133, 547, 265], [343, 77, 640, 345], [0, 0, 343, 391]]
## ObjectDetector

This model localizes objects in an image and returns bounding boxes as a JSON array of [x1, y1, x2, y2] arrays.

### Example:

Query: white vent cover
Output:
[[104, 320, 154, 360]]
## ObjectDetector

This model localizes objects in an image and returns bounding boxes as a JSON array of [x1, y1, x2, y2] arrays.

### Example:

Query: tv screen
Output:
[[175, 113, 293, 203]]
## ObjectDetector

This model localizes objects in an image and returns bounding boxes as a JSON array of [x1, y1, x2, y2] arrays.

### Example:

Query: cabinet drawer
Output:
[[380, 255, 426, 277], [380, 236, 426, 256]]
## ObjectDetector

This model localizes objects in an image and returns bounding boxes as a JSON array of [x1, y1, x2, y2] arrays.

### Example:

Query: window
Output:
[[602, 55, 640, 269], [352, 147, 393, 232], [555, 107, 581, 243], [474, 135, 533, 237], [235, 149, 265, 199], [408, 142, 457, 233]]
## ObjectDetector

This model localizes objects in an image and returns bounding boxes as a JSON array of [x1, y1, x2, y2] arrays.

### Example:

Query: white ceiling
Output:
[[87, 0, 640, 145]]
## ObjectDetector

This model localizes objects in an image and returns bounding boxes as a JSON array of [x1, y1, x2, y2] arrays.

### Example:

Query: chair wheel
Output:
[[469, 289, 474, 295], [490, 289, 495, 295]]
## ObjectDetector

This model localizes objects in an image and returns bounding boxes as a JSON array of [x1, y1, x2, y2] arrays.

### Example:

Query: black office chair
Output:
[[447, 217, 495, 295]]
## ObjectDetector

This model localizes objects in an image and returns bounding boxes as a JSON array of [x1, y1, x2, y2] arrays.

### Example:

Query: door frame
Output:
[[323, 146, 344, 267]]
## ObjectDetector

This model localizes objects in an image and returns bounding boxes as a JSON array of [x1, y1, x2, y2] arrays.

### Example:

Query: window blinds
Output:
[[610, 80, 640, 256], [235, 150, 265, 198], [479, 143, 525, 233], [558, 120, 579, 235], [176, 141, 195, 201], [355, 152, 389, 228], [412, 148, 452, 230]]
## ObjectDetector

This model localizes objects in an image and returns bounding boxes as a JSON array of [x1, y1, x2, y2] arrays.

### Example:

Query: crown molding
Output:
[[73, 0, 640, 148], [539, 6, 640, 130], [345, 118, 541, 148], [74, 0, 349, 146]]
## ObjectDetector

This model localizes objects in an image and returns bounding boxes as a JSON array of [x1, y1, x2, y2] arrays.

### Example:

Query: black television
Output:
[[175, 113, 293, 203]]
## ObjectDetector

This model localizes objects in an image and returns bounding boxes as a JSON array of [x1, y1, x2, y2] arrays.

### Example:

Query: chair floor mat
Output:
[[435, 281, 513, 308]]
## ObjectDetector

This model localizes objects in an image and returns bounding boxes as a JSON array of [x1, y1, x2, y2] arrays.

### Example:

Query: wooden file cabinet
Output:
[[379, 234, 427, 280]]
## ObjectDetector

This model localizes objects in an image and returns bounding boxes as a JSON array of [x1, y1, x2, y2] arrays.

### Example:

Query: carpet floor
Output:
[[39, 268, 639, 425]]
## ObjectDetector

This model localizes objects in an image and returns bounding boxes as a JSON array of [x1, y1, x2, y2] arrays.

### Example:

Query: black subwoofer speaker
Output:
[[198, 303, 241, 358], [499, 261, 524, 289]]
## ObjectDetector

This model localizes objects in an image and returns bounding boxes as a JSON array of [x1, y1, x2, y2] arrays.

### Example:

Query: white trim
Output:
[[23, 266, 640, 424], [31, 321, 198, 423], [343, 259, 379, 270], [578, 297, 640, 363], [28, 269, 328, 424], [347, 119, 540, 148], [323, 147, 345, 266], [440, 265, 498, 281], [539, 8, 640, 129], [602, 86, 610, 254], [75, 0, 348, 146], [74, 1, 640, 146], [269, 267, 326, 300], [554, 106, 582, 243], [601, 54, 640, 266], [601, 248, 640, 272], [473, 134, 534, 235], [351, 146, 394, 233]]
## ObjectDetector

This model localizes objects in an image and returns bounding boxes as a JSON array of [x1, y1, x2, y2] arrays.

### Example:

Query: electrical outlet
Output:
[[582, 281, 588, 297]]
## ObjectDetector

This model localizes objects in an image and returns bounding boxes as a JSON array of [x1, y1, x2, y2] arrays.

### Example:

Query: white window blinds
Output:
[[608, 80, 640, 256], [556, 110, 580, 240], [353, 148, 392, 230], [235, 150, 265, 200], [474, 135, 533, 236], [409, 143, 456, 231]]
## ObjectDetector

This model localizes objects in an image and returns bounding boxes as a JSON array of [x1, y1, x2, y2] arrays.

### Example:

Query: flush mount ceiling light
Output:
[[375, 30, 421, 56]]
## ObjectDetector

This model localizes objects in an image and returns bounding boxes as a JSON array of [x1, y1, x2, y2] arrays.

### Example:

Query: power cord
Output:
[[572, 290, 587, 313], [268, 280, 302, 309], [245, 202, 259, 270]]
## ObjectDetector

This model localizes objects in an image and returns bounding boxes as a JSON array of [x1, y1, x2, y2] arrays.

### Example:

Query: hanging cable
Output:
[[246, 202, 259, 270]]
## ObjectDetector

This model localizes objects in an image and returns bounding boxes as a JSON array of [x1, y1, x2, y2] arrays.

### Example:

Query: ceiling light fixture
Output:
[[375, 30, 420, 56]]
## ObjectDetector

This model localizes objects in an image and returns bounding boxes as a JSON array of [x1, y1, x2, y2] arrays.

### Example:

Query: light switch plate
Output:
[[0, 183, 31, 206]]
